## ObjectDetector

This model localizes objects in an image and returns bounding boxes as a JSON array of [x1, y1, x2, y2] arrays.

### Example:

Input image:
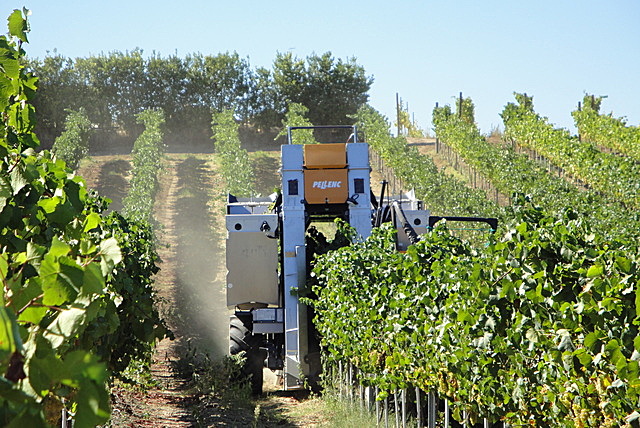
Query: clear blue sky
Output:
[[4, 1, 639, 134]]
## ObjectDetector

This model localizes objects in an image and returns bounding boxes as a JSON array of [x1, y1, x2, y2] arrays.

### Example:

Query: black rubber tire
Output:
[[229, 317, 250, 355], [229, 316, 265, 395]]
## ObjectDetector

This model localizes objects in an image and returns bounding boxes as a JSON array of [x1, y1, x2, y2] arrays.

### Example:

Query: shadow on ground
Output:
[[96, 159, 130, 212]]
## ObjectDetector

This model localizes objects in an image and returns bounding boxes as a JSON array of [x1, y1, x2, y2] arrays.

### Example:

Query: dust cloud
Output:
[[171, 156, 229, 358]]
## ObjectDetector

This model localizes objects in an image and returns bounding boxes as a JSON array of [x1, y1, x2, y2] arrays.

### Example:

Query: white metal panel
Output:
[[226, 214, 279, 307], [281, 144, 308, 390], [347, 143, 373, 241]]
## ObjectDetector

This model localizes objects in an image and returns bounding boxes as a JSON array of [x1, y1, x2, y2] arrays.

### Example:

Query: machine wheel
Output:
[[229, 316, 265, 395]]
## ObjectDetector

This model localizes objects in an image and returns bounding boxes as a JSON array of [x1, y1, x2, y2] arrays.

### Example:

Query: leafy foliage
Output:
[[276, 102, 318, 144], [51, 108, 92, 170], [572, 94, 640, 161], [29, 50, 372, 146], [315, 100, 640, 426], [502, 92, 640, 209], [455, 95, 475, 124], [433, 98, 640, 241], [211, 109, 255, 197], [0, 11, 168, 426], [355, 104, 497, 217], [269, 52, 372, 126], [312, 202, 640, 426], [122, 109, 165, 223], [395, 108, 425, 138]]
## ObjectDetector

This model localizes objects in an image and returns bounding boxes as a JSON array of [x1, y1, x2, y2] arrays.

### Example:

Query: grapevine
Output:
[[211, 109, 255, 197], [122, 108, 166, 224], [355, 105, 498, 218], [313, 203, 640, 426], [433, 97, 640, 241], [502, 93, 640, 208], [572, 94, 640, 161], [51, 108, 92, 171], [0, 10, 169, 426]]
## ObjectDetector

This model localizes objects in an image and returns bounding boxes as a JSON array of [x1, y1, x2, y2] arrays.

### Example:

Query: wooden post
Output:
[[396, 93, 401, 137], [435, 102, 440, 153], [339, 361, 343, 399], [444, 399, 450, 428], [459, 92, 463, 118], [578, 101, 582, 142], [385, 395, 389, 428], [349, 363, 353, 402]]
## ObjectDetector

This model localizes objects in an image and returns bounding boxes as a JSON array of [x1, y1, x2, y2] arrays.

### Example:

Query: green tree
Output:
[[145, 53, 191, 141], [28, 53, 84, 145], [247, 66, 280, 130], [270, 52, 372, 126], [186, 52, 253, 121]]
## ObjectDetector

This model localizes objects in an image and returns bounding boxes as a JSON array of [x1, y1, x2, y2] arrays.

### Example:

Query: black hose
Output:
[[392, 202, 420, 245]]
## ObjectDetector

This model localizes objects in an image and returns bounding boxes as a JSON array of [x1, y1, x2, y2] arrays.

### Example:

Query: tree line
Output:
[[28, 50, 373, 149]]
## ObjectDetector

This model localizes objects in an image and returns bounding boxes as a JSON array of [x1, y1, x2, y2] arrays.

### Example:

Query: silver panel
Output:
[[396, 209, 430, 251], [226, 214, 279, 307], [253, 322, 284, 334]]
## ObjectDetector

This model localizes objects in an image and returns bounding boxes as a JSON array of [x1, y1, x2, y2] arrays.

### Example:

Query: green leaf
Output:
[[83, 212, 101, 232], [28, 352, 65, 393], [5, 410, 46, 428], [0, 252, 8, 284], [9, 166, 28, 196], [99, 237, 122, 275], [43, 307, 86, 349], [584, 331, 601, 350], [574, 347, 592, 366], [75, 377, 110, 427], [586, 264, 604, 278], [0, 307, 20, 367], [615, 256, 632, 274], [13, 277, 45, 324], [38, 196, 75, 225], [47, 237, 71, 258], [7, 10, 28, 43], [82, 263, 105, 295], [25, 242, 45, 270], [0, 75, 12, 111], [0, 175, 11, 211], [38, 196, 60, 214], [40, 255, 81, 306], [63, 350, 108, 384], [557, 329, 574, 352]]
